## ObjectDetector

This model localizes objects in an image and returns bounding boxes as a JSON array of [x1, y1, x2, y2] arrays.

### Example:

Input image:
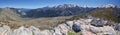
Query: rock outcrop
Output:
[[0, 18, 120, 35]]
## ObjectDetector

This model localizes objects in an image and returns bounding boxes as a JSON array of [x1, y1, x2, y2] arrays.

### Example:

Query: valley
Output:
[[0, 4, 120, 35]]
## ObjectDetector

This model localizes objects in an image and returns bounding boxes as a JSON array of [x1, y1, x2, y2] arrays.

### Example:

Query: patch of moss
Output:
[[68, 31, 74, 35], [67, 30, 82, 35]]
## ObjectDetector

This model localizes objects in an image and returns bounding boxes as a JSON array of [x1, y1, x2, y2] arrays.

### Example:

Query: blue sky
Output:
[[0, 0, 120, 9]]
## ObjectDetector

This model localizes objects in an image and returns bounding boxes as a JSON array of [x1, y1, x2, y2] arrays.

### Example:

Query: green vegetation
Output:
[[89, 8, 120, 23], [69, 8, 120, 23], [68, 31, 74, 35], [67, 30, 82, 35]]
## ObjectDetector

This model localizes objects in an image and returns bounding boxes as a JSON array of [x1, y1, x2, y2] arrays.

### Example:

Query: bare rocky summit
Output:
[[0, 18, 120, 35]]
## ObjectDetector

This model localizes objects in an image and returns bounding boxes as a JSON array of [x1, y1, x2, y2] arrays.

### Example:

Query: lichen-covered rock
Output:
[[29, 26, 41, 35], [10, 26, 33, 35], [106, 21, 117, 26], [72, 23, 81, 33], [82, 30, 95, 35], [53, 27, 62, 35], [115, 24, 120, 31], [40, 30, 52, 35], [90, 18, 106, 27], [90, 26, 116, 35], [0, 25, 11, 35], [66, 21, 74, 28], [58, 24, 69, 35]]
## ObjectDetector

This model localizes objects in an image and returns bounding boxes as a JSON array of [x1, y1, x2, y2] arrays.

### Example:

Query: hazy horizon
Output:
[[0, 0, 120, 9]]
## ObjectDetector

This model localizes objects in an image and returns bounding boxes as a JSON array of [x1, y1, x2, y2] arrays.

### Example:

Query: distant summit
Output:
[[0, 4, 119, 18], [25, 4, 95, 18], [52, 4, 120, 8], [101, 4, 120, 8], [53, 4, 80, 8]]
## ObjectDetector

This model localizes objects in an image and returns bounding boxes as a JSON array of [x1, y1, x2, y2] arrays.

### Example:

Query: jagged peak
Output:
[[53, 4, 80, 8], [101, 4, 120, 8]]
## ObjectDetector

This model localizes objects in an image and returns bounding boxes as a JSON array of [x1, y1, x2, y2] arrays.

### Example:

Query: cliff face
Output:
[[0, 18, 119, 35]]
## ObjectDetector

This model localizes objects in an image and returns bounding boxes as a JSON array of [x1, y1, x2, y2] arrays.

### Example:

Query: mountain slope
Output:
[[69, 8, 120, 23], [25, 4, 95, 18], [0, 7, 73, 29], [0, 8, 22, 21], [89, 8, 120, 23]]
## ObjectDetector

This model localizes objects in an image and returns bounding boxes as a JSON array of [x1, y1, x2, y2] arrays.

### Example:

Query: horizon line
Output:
[[0, 4, 119, 9]]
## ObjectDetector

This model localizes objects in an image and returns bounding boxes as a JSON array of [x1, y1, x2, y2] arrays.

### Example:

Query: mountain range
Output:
[[0, 4, 120, 19], [0, 4, 120, 29]]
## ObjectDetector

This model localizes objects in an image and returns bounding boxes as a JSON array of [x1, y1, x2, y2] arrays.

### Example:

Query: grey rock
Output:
[[53, 24, 69, 35], [115, 24, 120, 31], [90, 26, 116, 35], [65, 21, 74, 28], [29, 26, 41, 35], [105, 21, 117, 26], [53, 27, 62, 35], [40, 30, 52, 35], [0, 25, 11, 35], [10, 26, 33, 35], [72, 23, 81, 33], [90, 18, 106, 27]]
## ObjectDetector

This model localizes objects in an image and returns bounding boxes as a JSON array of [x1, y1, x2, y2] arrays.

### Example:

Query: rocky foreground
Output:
[[0, 18, 120, 35]]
